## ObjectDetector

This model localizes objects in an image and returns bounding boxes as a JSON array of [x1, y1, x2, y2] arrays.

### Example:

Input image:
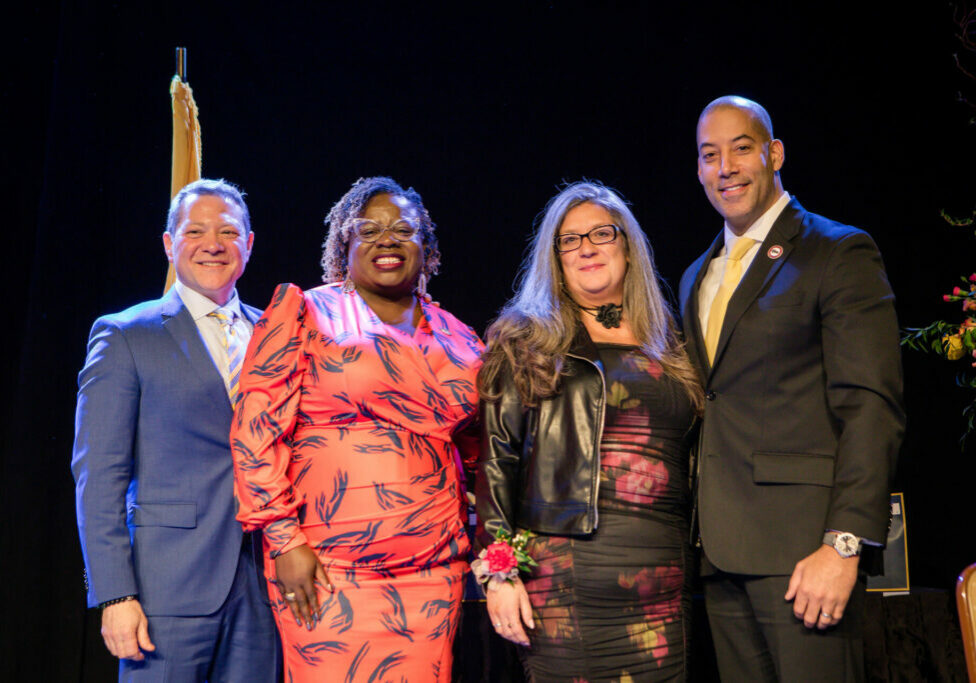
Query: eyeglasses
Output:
[[348, 218, 419, 243], [554, 224, 620, 253]]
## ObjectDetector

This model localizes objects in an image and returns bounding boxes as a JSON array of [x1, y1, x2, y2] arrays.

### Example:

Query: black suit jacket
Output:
[[678, 198, 904, 576]]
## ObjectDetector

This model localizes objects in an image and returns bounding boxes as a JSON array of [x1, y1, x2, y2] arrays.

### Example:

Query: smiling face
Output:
[[697, 105, 785, 235], [557, 202, 628, 307], [163, 193, 253, 305], [346, 193, 423, 301]]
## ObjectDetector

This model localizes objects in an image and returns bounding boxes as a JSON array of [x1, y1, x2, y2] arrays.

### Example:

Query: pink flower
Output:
[[969, 273, 976, 282], [652, 631, 669, 661], [945, 294, 954, 302], [600, 449, 630, 470], [527, 561, 556, 608], [485, 542, 517, 574], [954, 286, 966, 296], [615, 457, 669, 505], [619, 566, 683, 619]]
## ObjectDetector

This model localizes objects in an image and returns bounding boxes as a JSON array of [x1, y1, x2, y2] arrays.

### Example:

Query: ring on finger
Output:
[[284, 592, 297, 601], [820, 611, 832, 619]]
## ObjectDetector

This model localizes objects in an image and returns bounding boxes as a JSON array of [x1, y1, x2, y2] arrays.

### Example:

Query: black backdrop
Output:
[[5, 2, 976, 679]]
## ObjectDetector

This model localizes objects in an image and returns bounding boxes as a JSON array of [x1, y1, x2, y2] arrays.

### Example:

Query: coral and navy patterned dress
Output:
[[522, 344, 696, 682], [231, 283, 483, 682]]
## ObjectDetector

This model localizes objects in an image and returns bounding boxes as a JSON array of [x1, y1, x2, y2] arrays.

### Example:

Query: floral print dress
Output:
[[521, 344, 695, 683], [231, 283, 483, 682]]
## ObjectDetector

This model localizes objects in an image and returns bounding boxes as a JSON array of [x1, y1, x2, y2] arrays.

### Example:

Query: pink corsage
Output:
[[471, 529, 537, 591]]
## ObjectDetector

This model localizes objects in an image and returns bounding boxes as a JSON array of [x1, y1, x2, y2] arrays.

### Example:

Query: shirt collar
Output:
[[174, 280, 243, 321], [722, 191, 791, 251]]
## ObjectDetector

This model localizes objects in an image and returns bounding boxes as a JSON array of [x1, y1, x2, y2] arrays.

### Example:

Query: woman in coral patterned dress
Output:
[[477, 182, 703, 682], [231, 177, 483, 682]]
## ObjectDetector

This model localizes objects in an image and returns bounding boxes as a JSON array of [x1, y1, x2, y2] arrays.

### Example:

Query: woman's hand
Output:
[[274, 544, 334, 631], [486, 578, 534, 646]]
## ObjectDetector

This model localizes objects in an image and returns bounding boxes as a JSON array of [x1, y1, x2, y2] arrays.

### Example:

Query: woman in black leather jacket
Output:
[[476, 181, 702, 681]]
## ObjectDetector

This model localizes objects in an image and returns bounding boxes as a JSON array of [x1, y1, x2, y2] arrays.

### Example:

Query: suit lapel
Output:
[[685, 232, 725, 376], [710, 199, 805, 372], [160, 288, 233, 411]]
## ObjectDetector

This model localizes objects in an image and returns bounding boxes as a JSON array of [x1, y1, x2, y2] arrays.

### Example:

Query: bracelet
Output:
[[99, 595, 137, 610], [471, 529, 537, 587]]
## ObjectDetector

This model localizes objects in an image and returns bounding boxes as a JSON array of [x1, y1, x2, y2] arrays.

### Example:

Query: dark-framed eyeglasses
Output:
[[554, 224, 621, 253], [348, 218, 419, 243]]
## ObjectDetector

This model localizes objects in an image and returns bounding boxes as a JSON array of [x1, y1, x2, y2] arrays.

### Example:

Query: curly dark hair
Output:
[[320, 177, 441, 284]]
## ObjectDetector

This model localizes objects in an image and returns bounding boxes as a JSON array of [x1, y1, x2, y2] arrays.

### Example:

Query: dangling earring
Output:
[[415, 271, 429, 302], [342, 265, 355, 293]]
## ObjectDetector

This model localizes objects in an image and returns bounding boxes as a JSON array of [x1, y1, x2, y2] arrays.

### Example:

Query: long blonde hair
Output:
[[478, 181, 703, 412]]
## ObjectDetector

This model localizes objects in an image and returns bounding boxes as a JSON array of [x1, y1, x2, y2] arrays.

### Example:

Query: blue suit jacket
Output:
[[72, 287, 263, 615]]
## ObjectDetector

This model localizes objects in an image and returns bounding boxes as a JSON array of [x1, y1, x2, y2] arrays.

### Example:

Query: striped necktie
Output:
[[208, 307, 244, 404], [704, 237, 756, 365]]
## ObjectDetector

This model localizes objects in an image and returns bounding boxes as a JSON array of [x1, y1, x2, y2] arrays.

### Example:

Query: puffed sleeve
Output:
[[231, 283, 310, 557], [475, 362, 528, 549]]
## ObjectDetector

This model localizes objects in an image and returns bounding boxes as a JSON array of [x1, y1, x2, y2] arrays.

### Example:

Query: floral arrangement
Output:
[[471, 529, 537, 589], [900, 5, 976, 446], [902, 256, 976, 446]]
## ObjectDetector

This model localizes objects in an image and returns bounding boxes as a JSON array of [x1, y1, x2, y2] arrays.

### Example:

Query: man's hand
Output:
[[785, 544, 858, 629], [275, 544, 334, 631], [486, 578, 534, 647], [101, 599, 155, 660]]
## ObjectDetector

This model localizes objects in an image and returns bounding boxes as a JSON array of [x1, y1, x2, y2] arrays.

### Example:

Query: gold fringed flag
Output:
[[165, 58, 202, 293]]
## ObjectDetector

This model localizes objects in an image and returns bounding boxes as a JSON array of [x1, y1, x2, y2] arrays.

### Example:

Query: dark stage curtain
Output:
[[6, 3, 976, 681]]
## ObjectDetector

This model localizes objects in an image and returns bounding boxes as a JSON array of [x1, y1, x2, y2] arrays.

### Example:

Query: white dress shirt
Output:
[[174, 281, 253, 398], [697, 192, 792, 333]]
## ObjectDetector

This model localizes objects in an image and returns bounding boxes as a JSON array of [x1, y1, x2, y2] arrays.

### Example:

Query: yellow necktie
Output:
[[704, 238, 755, 364]]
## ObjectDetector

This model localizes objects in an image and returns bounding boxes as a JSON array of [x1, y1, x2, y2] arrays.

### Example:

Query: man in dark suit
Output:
[[72, 179, 279, 681], [678, 96, 904, 681]]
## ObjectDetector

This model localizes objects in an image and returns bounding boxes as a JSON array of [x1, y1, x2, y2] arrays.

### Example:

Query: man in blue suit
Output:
[[72, 178, 279, 681]]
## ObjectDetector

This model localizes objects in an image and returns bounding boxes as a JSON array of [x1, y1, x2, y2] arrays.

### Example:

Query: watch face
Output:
[[835, 533, 858, 557]]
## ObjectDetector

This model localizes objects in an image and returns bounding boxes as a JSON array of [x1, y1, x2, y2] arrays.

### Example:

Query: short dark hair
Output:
[[166, 178, 250, 235]]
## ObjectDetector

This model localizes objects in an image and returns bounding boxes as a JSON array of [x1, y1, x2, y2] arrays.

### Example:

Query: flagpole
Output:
[[166, 46, 200, 293], [176, 47, 185, 81]]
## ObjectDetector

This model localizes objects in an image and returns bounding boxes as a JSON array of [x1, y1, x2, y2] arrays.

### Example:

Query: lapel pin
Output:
[[767, 245, 783, 260]]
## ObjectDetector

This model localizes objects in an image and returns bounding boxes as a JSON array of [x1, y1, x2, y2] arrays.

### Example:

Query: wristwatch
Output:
[[822, 531, 861, 558]]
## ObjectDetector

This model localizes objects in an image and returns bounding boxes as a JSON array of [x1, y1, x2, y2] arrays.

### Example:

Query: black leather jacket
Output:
[[476, 328, 606, 545]]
